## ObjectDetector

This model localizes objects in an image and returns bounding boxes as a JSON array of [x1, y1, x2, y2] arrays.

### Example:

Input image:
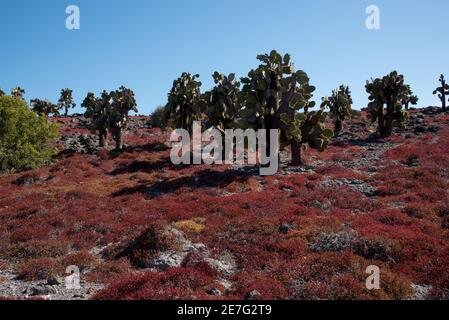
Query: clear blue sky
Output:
[[1, 0, 448, 114]]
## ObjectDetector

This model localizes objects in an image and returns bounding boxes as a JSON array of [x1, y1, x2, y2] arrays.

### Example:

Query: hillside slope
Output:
[[0, 109, 448, 300]]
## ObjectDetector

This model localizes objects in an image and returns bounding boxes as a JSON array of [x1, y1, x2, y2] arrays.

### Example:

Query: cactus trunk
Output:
[[442, 77, 447, 112], [334, 119, 343, 133], [99, 128, 107, 148], [377, 103, 386, 137], [114, 128, 123, 150], [384, 115, 393, 137], [291, 140, 302, 166]]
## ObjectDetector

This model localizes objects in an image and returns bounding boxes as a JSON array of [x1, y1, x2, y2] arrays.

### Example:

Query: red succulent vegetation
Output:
[[0, 109, 449, 300]]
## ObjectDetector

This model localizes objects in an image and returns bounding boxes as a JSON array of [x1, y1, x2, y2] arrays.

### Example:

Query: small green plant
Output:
[[0, 96, 59, 172], [165, 73, 204, 133], [365, 71, 412, 137], [58, 88, 76, 117], [30, 99, 60, 117], [433, 74, 449, 112], [321, 85, 353, 133], [148, 105, 167, 129]]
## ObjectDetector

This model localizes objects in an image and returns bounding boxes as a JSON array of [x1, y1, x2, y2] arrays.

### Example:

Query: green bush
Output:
[[148, 105, 167, 129], [0, 96, 59, 172]]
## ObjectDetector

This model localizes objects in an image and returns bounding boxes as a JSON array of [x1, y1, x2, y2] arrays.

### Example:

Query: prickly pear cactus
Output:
[[165, 73, 204, 132], [11, 87, 25, 99], [433, 74, 449, 112], [240, 50, 332, 165], [109, 86, 138, 150], [402, 85, 418, 110], [203, 72, 242, 132], [58, 88, 76, 117], [366, 71, 412, 137], [30, 99, 60, 117], [82, 91, 111, 147], [321, 85, 353, 133]]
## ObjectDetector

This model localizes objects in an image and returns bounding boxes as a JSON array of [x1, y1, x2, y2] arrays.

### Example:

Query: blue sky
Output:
[[0, 0, 448, 114]]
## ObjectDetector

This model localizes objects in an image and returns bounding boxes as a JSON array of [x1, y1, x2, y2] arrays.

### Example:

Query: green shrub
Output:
[[0, 96, 59, 172], [148, 105, 167, 129]]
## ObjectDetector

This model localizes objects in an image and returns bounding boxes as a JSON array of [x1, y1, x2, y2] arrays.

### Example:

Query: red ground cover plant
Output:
[[93, 267, 217, 300], [0, 111, 448, 300]]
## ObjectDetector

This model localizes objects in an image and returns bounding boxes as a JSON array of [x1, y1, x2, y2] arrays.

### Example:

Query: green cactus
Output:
[[240, 50, 332, 166], [109, 86, 138, 150], [433, 74, 449, 112], [365, 71, 412, 137], [321, 85, 353, 133], [58, 88, 76, 117], [30, 99, 60, 117], [402, 85, 418, 110], [82, 91, 110, 148], [203, 72, 242, 132], [165, 73, 204, 133], [11, 87, 25, 99]]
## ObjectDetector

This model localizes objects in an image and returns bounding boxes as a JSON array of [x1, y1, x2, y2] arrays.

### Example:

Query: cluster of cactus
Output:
[[58, 88, 76, 117], [165, 73, 204, 133], [82, 87, 138, 150], [30, 99, 60, 117], [164, 51, 333, 166], [365, 71, 413, 137], [433, 74, 449, 112], [1, 87, 77, 117], [321, 85, 353, 133]]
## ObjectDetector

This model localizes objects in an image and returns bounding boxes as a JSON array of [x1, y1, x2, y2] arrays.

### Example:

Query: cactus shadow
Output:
[[109, 142, 170, 159], [109, 158, 177, 175], [111, 168, 255, 198]]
